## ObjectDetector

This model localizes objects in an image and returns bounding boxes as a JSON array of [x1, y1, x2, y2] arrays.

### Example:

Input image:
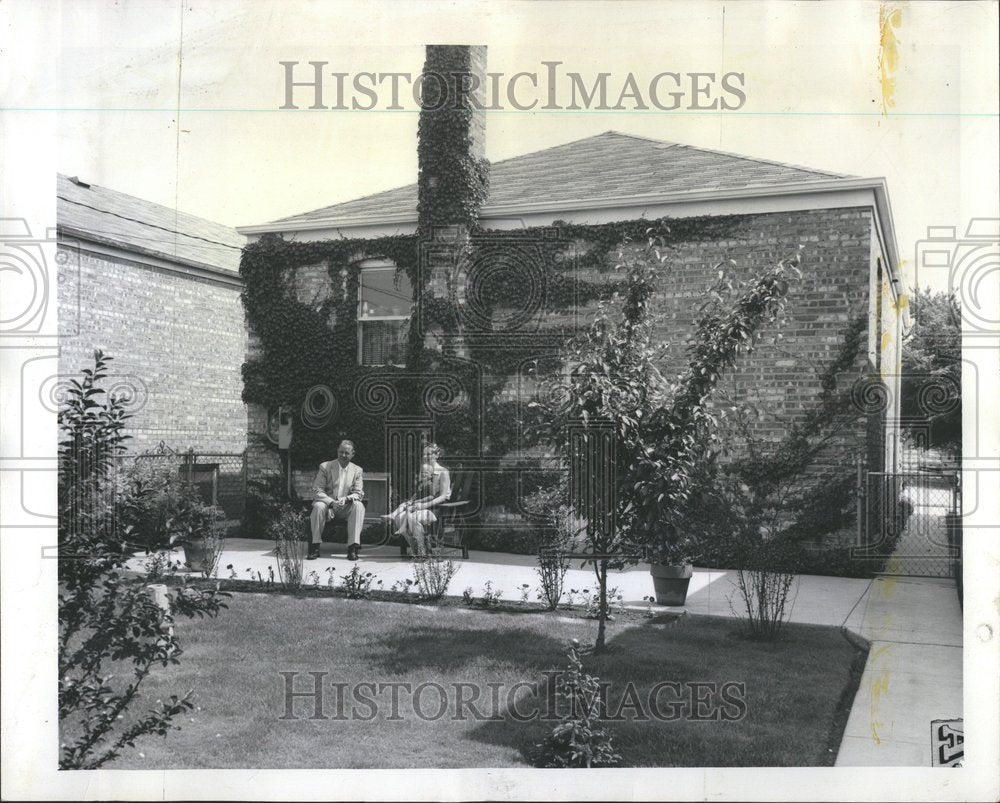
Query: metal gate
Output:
[[862, 467, 960, 578]]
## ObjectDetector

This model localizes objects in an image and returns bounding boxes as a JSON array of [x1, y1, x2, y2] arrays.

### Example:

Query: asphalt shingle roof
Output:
[[57, 174, 245, 273], [266, 130, 848, 228]]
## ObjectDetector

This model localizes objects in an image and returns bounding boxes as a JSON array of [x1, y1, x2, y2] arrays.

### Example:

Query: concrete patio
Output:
[[158, 537, 876, 618]]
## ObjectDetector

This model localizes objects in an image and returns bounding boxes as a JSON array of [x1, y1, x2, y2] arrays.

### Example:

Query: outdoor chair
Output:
[[399, 470, 474, 559]]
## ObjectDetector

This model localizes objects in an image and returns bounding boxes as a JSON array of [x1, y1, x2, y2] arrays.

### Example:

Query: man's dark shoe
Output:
[[347, 544, 360, 561], [306, 543, 320, 560]]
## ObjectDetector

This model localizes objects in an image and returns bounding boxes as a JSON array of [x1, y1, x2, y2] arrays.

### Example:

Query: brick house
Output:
[[56, 173, 248, 455], [236, 46, 906, 547], [232, 46, 905, 547]]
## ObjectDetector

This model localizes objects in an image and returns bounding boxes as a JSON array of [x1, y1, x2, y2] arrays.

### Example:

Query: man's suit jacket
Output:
[[312, 461, 365, 504]]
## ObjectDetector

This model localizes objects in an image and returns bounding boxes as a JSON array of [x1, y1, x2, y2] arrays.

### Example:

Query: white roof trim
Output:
[[240, 177, 881, 232], [237, 176, 902, 300]]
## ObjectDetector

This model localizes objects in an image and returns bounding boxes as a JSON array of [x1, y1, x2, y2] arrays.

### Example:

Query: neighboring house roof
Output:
[[260, 130, 849, 229], [56, 173, 245, 274]]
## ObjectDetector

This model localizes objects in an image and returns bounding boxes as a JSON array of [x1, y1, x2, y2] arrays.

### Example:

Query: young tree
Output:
[[531, 222, 799, 651], [58, 351, 227, 769]]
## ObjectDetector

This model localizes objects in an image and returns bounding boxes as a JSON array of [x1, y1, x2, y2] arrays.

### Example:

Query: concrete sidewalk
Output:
[[836, 575, 963, 766], [138, 537, 962, 767]]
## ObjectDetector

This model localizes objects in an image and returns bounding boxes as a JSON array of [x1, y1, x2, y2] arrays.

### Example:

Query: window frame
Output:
[[356, 259, 411, 367]]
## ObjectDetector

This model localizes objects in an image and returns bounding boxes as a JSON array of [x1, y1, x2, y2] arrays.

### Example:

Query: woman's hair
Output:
[[422, 442, 444, 460]]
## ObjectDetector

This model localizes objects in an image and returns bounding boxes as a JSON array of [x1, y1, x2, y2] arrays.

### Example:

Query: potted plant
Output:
[[166, 496, 226, 577], [644, 527, 700, 605]]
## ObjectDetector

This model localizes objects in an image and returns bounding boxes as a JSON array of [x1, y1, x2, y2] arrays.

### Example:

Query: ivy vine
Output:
[[416, 45, 490, 232], [240, 215, 748, 476]]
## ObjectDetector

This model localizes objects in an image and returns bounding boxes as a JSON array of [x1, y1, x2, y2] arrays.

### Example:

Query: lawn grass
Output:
[[109, 592, 866, 768]]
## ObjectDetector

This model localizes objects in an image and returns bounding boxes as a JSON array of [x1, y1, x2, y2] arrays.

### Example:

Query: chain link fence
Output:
[[861, 460, 960, 579], [119, 443, 248, 536]]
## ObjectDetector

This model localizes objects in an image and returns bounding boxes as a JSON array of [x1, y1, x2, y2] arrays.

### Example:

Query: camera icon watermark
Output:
[[851, 361, 979, 458], [0, 218, 80, 338], [913, 219, 999, 343]]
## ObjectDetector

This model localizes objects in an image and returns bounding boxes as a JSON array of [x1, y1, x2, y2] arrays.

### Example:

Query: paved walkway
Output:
[[832, 476, 963, 766], [137, 536, 962, 767], [835, 576, 963, 766]]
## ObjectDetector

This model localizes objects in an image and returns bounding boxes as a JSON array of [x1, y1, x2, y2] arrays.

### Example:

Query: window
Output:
[[358, 261, 412, 366]]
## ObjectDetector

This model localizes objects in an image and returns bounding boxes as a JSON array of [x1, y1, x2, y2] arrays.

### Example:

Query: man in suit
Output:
[[309, 440, 365, 561]]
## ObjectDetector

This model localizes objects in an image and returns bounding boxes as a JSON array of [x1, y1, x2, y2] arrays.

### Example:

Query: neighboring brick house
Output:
[[56, 173, 248, 454]]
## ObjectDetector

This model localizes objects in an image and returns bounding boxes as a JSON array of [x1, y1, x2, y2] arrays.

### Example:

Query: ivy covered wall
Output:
[[240, 207, 875, 539]]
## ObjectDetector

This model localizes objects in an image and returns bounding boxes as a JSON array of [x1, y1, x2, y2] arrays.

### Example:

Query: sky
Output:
[[4, 0, 1000, 295]]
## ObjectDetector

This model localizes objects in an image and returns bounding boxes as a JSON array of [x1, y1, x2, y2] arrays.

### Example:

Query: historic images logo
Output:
[[279, 61, 747, 111], [277, 673, 749, 723]]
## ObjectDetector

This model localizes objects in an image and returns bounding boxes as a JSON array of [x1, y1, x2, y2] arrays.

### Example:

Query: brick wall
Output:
[[58, 245, 248, 454], [648, 207, 874, 463], [484, 207, 875, 467]]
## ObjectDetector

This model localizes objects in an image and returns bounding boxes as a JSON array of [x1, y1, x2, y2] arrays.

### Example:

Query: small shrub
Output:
[[244, 473, 300, 540], [535, 505, 579, 611], [340, 566, 381, 599], [481, 581, 502, 608], [729, 535, 800, 640], [532, 640, 622, 768], [193, 514, 227, 580], [391, 578, 415, 597], [117, 459, 193, 552], [412, 555, 459, 600], [584, 585, 624, 619], [143, 550, 172, 580], [536, 552, 568, 610], [269, 506, 307, 592]]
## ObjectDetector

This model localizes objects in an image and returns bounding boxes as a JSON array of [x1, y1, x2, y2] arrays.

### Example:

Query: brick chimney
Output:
[[417, 45, 489, 234]]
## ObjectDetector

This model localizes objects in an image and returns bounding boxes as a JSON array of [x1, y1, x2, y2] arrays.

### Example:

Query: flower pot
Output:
[[182, 539, 209, 572], [649, 563, 693, 605]]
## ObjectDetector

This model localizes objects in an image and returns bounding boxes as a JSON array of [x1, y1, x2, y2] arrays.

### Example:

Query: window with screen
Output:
[[358, 262, 412, 366]]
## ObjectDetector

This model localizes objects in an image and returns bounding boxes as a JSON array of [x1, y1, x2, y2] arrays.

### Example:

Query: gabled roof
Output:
[[57, 173, 245, 273], [261, 130, 849, 229]]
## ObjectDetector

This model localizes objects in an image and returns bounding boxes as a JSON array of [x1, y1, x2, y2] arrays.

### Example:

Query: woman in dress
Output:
[[387, 444, 451, 557]]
